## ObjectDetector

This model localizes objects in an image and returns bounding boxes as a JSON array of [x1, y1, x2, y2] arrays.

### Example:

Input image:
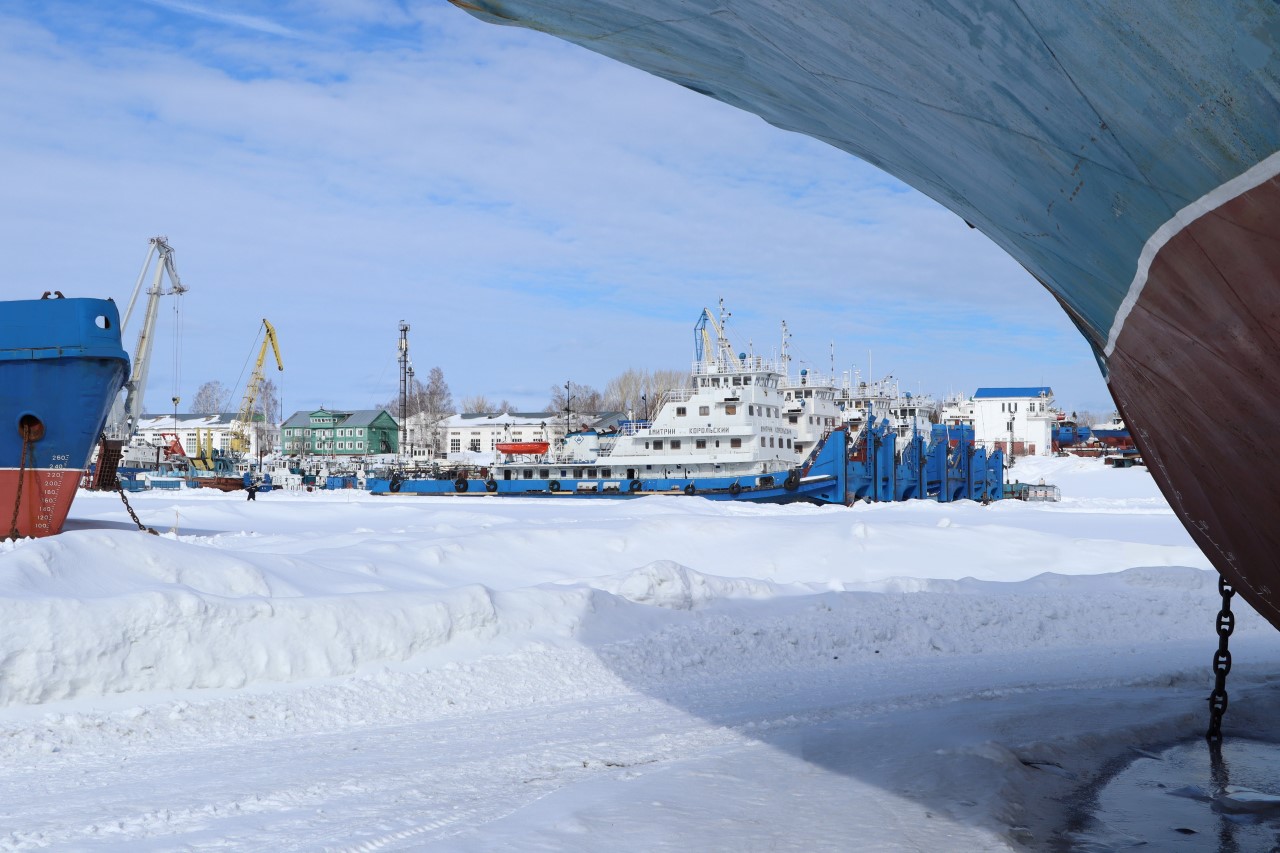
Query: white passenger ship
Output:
[[490, 303, 800, 485], [368, 303, 860, 500]]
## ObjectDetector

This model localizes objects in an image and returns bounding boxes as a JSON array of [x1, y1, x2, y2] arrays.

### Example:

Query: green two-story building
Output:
[[281, 408, 399, 457]]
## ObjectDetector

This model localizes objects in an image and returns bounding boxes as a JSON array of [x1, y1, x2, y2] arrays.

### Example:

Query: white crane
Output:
[[106, 236, 187, 439]]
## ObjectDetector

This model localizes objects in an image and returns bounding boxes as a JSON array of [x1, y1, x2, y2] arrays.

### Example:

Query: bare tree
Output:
[[420, 367, 454, 419], [250, 378, 281, 460], [548, 381, 604, 416], [191, 380, 230, 414], [603, 369, 685, 417], [255, 378, 279, 419], [461, 394, 495, 414], [416, 367, 454, 454], [603, 369, 647, 412], [650, 369, 686, 394], [1076, 410, 1115, 428]]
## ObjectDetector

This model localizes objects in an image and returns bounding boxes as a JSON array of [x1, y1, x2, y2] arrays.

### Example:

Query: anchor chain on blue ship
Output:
[[5, 433, 35, 540]]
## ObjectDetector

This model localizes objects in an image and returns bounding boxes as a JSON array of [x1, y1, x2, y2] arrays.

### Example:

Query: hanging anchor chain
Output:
[[115, 478, 159, 535], [5, 434, 34, 540], [1206, 574, 1235, 744], [93, 431, 158, 536]]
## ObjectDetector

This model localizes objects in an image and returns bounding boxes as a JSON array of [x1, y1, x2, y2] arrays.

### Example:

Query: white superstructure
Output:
[[488, 304, 800, 482]]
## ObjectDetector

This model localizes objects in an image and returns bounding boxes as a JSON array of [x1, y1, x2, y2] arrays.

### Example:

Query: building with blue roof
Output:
[[974, 386, 1054, 399], [969, 387, 1056, 457]]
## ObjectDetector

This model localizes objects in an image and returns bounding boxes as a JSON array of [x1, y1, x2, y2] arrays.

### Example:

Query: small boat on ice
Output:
[[1089, 414, 1132, 448], [494, 441, 551, 455]]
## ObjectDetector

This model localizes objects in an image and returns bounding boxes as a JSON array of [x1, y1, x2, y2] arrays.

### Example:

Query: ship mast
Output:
[[780, 320, 791, 380]]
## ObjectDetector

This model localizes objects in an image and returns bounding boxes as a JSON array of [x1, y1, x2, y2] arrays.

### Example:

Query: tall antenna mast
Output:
[[780, 320, 791, 378], [398, 321, 410, 458]]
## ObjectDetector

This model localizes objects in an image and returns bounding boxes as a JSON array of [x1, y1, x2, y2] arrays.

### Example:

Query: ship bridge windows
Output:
[[699, 406, 710, 416], [695, 439, 706, 449], [676, 407, 686, 417], [670, 440, 681, 450], [653, 440, 664, 450], [725, 404, 737, 415]]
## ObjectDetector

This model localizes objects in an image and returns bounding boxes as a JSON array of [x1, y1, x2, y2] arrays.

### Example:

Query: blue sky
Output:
[[0, 0, 1114, 417]]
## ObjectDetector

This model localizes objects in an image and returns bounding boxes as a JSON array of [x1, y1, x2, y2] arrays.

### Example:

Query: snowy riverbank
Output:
[[2, 455, 1277, 850]]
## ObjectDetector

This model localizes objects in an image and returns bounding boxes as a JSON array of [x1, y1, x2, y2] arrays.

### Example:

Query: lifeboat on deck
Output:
[[496, 441, 550, 455]]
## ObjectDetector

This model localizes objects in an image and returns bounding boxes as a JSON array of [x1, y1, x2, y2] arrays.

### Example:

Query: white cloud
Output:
[[140, 0, 305, 39], [0, 2, 1113, 414]]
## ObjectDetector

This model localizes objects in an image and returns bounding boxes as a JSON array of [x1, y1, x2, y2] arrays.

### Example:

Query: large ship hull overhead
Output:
[[452, 1, 1280, 628]]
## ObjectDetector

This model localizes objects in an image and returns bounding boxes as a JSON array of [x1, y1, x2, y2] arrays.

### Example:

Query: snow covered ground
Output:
[[3, 455, 1279, 851]]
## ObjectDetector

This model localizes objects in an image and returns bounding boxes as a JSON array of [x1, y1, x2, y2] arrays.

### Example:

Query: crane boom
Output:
[[107, 236, 187, 438], [230, 319, 284, 456]]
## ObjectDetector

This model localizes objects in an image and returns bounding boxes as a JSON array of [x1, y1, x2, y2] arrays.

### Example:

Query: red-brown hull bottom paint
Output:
[[1109, 176, 1280, 629], [0, 469, 84, 538]]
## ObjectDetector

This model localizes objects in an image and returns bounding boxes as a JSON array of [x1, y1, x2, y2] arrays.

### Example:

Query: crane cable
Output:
[[171, 287, 183, 407]]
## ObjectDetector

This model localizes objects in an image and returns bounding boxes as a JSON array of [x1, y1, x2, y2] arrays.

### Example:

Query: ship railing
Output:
[[781, 371, 840, 390], [656, 387, 696, 405], [690, 356, 784, 376]]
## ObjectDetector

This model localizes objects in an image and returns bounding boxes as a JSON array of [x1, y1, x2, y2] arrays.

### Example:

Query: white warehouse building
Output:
[[970, 386, 1056, 457]]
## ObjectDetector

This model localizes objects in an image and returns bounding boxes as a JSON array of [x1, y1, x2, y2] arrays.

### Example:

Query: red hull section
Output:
[[194, 477, 244, 492], [1110, 175, 1280, 628], [0, 468, 84, 538]]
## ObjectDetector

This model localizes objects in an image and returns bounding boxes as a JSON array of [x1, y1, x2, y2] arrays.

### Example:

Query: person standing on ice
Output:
[[246, 483, 258, 501]]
